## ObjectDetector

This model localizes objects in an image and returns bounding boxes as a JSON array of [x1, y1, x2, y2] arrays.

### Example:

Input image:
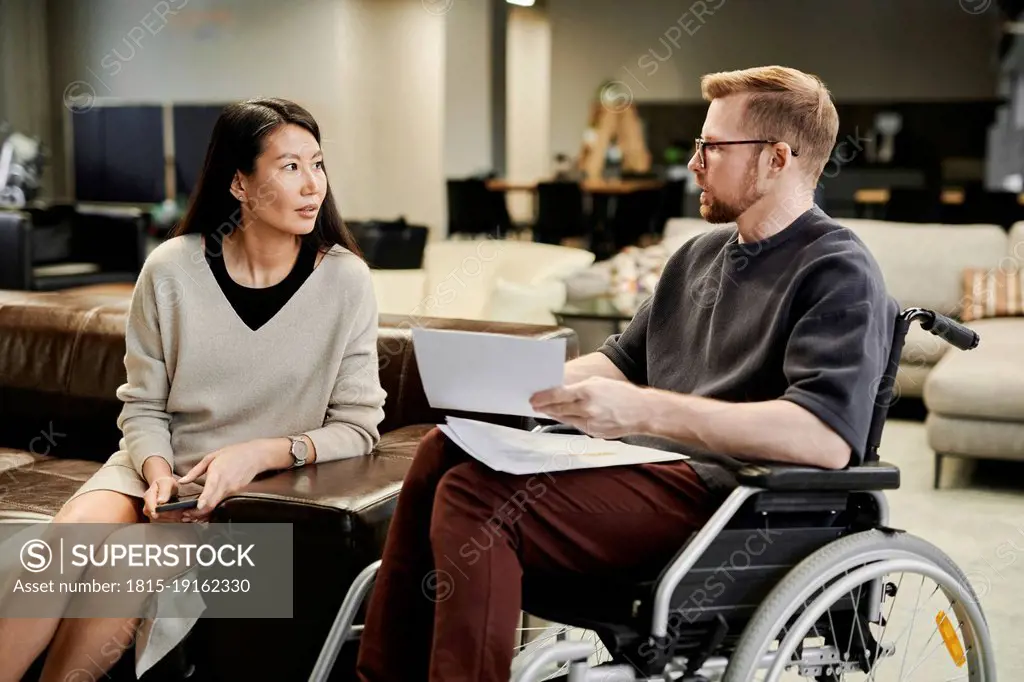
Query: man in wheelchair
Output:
[[352, 66, 992, 682]]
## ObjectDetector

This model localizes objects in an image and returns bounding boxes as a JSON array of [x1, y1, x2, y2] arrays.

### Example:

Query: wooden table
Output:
[[486, 177, 665, 259], [486, 178, 664, 195]]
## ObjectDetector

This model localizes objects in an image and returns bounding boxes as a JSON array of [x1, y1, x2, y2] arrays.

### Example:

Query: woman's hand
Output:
[[176, 441, 266, 521], [142, 475, 182, 522]]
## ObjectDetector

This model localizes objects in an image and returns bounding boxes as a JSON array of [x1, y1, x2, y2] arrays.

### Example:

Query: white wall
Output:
[[547, 0, 1001, 158], [443, 0, 492, 179], [506, 5, 551, 222], [46, 0, 447, 233], [332, 0, 446, 233]]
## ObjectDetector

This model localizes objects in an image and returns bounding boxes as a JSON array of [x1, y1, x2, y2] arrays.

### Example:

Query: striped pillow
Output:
[[961, 268, 1024, 322]]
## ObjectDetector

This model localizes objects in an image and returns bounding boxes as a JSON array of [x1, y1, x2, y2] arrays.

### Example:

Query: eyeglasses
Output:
[[694, 137, 799, 169]]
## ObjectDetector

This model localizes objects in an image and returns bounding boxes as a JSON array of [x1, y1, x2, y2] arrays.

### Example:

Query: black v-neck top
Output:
[[205, 234, 317, 331]]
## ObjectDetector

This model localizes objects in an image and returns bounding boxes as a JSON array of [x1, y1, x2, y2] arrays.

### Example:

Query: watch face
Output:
[[292, 439, 308, 459]]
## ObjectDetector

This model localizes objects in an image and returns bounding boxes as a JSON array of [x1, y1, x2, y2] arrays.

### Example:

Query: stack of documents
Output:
[[410, 327, 687, 474], [440, 417, 687, 475]]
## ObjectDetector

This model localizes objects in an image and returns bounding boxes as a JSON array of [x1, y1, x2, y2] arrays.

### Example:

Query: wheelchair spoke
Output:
[[895, 574, 925, 680], [888, 578, 942, 661], [852, 583, 872, 668], [901, 627, 951, 681], [867, 573, 903, 682], [900, 580, 965, 682], [846, 582, 864, 663], [902, 604, 966, 682]]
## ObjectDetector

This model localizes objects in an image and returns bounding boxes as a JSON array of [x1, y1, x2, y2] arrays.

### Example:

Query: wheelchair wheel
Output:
[[723, 529, 996, 682]]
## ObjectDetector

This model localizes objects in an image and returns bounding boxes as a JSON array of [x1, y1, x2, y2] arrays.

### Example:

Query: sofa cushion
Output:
[[0, 449, 102, 519], [496, 241, 595, 286], [0, 289, 136, 462], [923, 318, 1024, 420], [418, 240, 504, 319], [487, 278, 567, 325], [413, 240, 594, 321], [370, 269, 428, 316]]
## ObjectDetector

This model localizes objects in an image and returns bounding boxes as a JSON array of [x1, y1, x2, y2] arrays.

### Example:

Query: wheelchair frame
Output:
[[309, 307, 992, 682]]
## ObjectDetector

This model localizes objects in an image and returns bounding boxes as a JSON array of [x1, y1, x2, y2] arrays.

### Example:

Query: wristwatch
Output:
[[287, 436, 309, 469]]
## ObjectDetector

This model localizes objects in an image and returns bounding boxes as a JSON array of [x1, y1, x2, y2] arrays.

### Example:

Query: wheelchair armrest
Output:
[[735, 460, 900, 491]]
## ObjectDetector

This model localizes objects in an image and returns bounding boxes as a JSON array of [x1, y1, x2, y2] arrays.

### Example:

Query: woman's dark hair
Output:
[[170, 97, 362, 258]]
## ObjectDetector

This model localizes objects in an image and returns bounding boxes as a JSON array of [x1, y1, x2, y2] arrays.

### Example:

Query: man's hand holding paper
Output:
[[529, 376, 651, 440]]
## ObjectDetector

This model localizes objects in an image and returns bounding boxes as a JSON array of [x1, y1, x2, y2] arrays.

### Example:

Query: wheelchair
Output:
[[309, 307, 995, 681]]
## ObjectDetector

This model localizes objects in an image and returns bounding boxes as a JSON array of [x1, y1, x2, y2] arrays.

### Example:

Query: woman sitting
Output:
[[0, 97, 386, 682]]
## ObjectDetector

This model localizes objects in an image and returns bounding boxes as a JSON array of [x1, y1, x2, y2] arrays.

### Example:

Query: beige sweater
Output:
[[116, 234, 386, 477]]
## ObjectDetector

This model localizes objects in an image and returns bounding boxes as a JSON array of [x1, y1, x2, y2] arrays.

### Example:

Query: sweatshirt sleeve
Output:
[[597, 294, 652, 385], [779, 249, 897, 465], [303, 267, 386, 463], [116, 263, 175, 477]]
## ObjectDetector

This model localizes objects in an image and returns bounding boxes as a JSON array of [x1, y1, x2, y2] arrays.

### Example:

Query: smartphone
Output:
[[155, 495, 200, 513]]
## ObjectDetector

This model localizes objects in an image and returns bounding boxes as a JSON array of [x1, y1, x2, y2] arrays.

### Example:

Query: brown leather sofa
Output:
[[0, 285, 578, 681]]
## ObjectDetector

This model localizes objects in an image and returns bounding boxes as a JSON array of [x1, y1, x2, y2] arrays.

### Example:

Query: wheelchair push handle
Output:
[[912, 309, 979, 351]]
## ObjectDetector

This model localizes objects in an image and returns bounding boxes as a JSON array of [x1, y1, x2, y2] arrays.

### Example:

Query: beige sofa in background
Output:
[[916, 221, 1024, 486], [835, 219, 1011, 399]]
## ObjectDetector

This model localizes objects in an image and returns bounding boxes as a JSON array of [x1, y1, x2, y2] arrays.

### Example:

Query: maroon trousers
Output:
[[355, 427, 716, 682]]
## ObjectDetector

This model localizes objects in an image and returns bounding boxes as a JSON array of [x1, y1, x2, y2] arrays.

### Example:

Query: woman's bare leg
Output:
[[0, 490, 142, 682], [39, 519, 198, 682], [39, 616, 140, 682]]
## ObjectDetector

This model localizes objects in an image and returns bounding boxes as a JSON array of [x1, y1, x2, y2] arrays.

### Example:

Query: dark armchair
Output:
[[0, 204, 147, 291]]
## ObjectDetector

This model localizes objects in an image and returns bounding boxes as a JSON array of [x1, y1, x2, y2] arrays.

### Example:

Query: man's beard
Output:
[[700, 160, 763, 224]]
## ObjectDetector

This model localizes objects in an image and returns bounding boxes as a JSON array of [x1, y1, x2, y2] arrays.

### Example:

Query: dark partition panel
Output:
[[637, 99, 1002, 190], [173, 104, 225, 198], [72, 106, 165, 203]]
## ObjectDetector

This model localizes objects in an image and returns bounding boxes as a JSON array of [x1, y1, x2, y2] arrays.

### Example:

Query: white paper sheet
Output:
[[440, 417, 687, 475], [411, 328, 567, 418]]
